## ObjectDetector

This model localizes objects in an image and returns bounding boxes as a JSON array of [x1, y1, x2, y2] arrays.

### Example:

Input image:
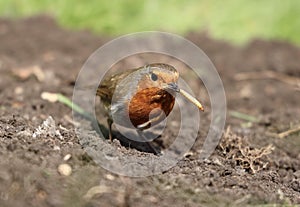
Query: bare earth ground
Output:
[[0, 16, 299, 207]]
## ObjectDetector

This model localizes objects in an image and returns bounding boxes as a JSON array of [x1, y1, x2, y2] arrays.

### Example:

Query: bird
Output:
[[96, 63, 204, 141]]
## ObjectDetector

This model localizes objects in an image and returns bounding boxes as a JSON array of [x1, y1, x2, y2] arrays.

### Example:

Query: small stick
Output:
[[179, 89, 204, 111], [234, 70, 300, 87], [278, 125, 300, 139]]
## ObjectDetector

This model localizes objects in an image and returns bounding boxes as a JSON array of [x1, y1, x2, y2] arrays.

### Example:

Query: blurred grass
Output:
[[0, 0, 300, 45]]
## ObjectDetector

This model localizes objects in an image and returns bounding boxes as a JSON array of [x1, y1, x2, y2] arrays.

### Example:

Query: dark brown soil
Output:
[[0, 16, 299, 207]]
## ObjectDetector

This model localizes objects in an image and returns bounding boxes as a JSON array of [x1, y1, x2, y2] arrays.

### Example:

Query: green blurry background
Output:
[[1, 0, 299, 45]]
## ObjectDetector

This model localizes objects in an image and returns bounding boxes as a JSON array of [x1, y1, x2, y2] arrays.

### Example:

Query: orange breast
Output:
[[128, 88, 175, 127]]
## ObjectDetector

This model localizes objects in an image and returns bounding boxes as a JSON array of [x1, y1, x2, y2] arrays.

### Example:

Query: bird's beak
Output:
[[167, 83, 204, 111]]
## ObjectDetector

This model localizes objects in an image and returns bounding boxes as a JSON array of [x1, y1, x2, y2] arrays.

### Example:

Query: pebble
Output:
[[14, 86, 24, 95], [63, 154, 72, 161], [58, 164, 72, 176], [105, 173, 115, 181]]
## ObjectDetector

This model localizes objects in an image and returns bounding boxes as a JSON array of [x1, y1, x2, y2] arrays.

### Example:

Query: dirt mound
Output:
[[0, 16, 299, 206]]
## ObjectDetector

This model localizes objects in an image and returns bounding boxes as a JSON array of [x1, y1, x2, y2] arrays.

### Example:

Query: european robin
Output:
[[97, 63, 204, 141]]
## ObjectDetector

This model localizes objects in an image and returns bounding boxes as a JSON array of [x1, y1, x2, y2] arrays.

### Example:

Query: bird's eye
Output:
[[151, 73, 158, 81]]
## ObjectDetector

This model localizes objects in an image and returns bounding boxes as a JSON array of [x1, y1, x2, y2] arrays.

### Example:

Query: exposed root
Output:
[[218, 127, 275, 174]]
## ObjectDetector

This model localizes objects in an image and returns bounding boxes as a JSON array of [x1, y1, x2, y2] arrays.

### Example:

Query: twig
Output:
[[278, 125, 300, 139], [234, 70, 300, 87]]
